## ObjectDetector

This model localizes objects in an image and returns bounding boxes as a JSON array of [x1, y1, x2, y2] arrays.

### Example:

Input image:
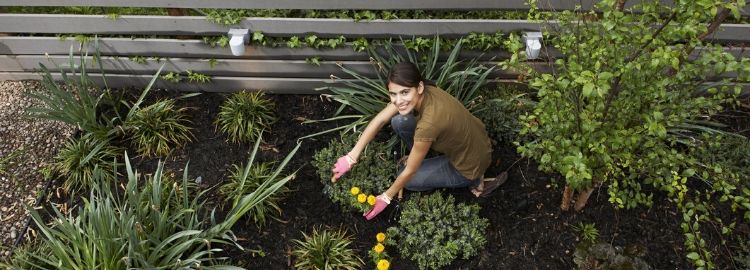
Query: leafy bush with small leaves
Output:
[[215, 91, 276, 144], [291, 227, 364, 270], [311, 133, 394, 211], [573, 242, 650, 270], [219, 137, 297, 227], [386, 192, 488, 270], [473, 85, 535, 145], [125, 99, 193, 157], [54, 133, 120, 193]]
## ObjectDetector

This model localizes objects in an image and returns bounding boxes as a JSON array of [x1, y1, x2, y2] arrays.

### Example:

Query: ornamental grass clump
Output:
[[215, 91, 276, 144], [291, 227, 364, 270], [219, 136, 297, 228], [54, 133, 120, 193], [125, 99, 193, 157], [311, 132, 393, 211], [387, 192, 488, 270]]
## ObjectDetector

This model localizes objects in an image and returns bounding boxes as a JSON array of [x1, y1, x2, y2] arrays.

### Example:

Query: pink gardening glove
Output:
[[364, 194, 391, 220], [331, 155, 355, 182]]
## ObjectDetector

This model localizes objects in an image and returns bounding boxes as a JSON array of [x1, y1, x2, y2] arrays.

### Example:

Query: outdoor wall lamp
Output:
[[523, 32, 543, 60], [228, 28, 249, 56]]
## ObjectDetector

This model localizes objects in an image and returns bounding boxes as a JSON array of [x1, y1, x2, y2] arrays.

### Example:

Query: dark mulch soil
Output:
[[124, 90, 745, 269]]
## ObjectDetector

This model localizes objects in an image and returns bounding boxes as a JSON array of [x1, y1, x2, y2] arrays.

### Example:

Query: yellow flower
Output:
[[367, 195, 377, 206], [350, 186, 360, 195], [376, 232, 386, 243], [377, 259, 390, 270], [357, 193, 367, 203], [373, 243, 385, 253]]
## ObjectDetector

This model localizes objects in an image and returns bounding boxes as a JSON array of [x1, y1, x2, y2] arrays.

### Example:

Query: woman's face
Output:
[[387, 81, 423, 115]]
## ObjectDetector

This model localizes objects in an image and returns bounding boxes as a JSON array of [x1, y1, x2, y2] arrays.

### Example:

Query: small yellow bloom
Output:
[[376, 232, 386, 243], [350, 186, 360, 195], [377, 259, 390, 270], [367, 195, 377, 206], [373, 243, 385, 253], [357, 193, 367, 203]]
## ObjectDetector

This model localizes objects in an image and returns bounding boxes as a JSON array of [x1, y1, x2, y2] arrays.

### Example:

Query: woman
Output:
[[331, 62, 506, 220]]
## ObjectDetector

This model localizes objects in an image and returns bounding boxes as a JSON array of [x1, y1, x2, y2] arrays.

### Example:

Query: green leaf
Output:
[[582, 83, 594, 97]]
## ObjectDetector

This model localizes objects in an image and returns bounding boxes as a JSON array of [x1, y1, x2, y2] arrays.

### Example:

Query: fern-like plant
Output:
[[291, 227, 364, 270], [125, 99, 193, 157], [54, 133, 120, 193], [386, 192, 488, 270], [215, 91, 276, 144]]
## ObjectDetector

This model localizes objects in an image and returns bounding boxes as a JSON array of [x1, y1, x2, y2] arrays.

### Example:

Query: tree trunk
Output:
[[560, 185, 573, 211], [574, 187, 596, 212]]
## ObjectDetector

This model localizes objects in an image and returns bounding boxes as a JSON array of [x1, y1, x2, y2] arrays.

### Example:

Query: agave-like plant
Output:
[[215, 91, 276, 144], [218, 133, 295, 227], [54, 133, 120, 193], [291, 226, 364, 270], [8, 148, 300, 270], [304, 36, 495, 139], [125, 99, 194, 157]]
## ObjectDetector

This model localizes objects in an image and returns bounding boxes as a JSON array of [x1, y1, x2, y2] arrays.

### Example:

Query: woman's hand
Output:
[[331, 154, 356, 182], [364, 194, 391, 220]]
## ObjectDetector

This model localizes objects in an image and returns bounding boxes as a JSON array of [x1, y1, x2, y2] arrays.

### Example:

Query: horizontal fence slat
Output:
[[3, 0, 749, 14], [2, 72, 748, 96], [0, 55, 547, 79], [2, 15, 749, 42], [0, 37, 515, 60], [0, 15, 542, 38]]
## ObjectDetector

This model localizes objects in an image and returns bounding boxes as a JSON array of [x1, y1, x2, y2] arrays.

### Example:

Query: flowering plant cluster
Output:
[[368, 232, 391, 270], [311, 133, 394, 212], [349, 186, 378, 212]]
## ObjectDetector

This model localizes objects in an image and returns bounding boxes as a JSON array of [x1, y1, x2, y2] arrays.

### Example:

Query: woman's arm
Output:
[[347, 103, 398, 162], [383, 140, 431, 199]]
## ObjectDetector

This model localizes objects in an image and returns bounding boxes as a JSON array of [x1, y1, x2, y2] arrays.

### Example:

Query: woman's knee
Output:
[[390, 114, 415, 132]]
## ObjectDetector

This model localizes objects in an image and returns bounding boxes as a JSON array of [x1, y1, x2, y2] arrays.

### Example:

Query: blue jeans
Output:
[[391, 114, 479, 192]]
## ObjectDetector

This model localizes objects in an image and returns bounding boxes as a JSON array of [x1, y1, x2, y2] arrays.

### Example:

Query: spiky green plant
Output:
[[291, 227, 364, 270], [8, 149, 300, 269], [219, 136, 295, 228], [305, 36, 495, 139], [54, 133, 120, 193], [125, 99, 193, 157], [215, 91, 276, 144]]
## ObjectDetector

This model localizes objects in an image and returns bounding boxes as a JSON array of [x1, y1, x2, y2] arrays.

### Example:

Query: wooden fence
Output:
[[0, 0, 749, 93]]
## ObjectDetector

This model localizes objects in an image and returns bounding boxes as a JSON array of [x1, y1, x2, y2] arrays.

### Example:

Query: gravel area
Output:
[[0, 80, 74, 258]]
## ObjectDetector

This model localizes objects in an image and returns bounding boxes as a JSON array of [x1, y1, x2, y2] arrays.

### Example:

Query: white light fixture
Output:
[[228, 28, 249, 56], [523, 32, 543, 60]]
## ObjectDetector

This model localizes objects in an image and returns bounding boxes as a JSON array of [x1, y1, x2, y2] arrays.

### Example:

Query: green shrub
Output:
[[125, 99, 193, 157], [311, 133, 394, 212], [215, 91, 276, 144], [10, 151, 297, 269], [54, 133, 120, 193], [473, 85, 535, 145], [573, 242, 650, 270], [291, 227, 364, 270], [386, 192, 488, 270], [219, 137, 296, 228]]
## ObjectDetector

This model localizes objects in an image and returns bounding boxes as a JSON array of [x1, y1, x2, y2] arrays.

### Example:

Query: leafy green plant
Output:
[[291, 226, 364, 270], [9, 150, 299, 269], [219, 136, 296, 227], [125, 99, 193, 157], [386, 192, 488, 270], [287, 36, 303, 48], [54, 133, 120, 193], [186, 70, 212, 83], [352, 37, 370, 52], [161, 71, 182, 83], [311, 133, 394, 211], [473, 85, 535, 145], [202, 36, 230, 48], [572, 222, 599, 243], [128, 55, 147, 64], [310, 36, 495, 137], [215, 91, 276, 144], [305, 56, 321, 66], [504, 1, 750, 268], [205, 9, 248, 25], [208, 58, 219, 68]]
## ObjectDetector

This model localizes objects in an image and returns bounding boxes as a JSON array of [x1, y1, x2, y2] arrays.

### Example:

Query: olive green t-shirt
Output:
[[414, 86, 492, 180]]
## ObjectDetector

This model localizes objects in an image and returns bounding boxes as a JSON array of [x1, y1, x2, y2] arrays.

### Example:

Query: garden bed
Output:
[[111, 88, 744, 269]]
